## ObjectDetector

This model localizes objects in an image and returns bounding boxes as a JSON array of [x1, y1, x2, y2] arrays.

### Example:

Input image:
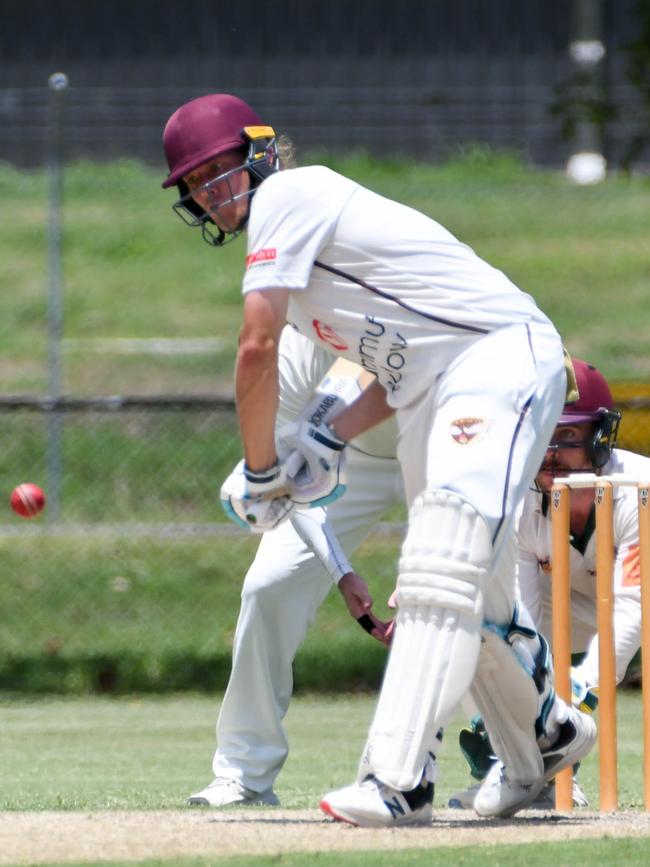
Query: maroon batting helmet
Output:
[[553, 359, 621, 468], [162, 93, 279, 245]]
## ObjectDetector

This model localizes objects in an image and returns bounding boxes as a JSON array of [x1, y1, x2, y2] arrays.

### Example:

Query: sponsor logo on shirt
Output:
[[450, 417, 489, 445], [313, 320, 348, 351], [357, 315, 408, 394], [245, 248, 277, 269]]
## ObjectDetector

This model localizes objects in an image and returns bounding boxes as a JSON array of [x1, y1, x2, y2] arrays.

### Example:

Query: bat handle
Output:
[[284, 449, 306, 479]]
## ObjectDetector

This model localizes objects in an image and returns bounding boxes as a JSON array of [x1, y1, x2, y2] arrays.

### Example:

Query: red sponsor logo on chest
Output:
[[313, 320, 348, 351], [246, 248, 277, 268]]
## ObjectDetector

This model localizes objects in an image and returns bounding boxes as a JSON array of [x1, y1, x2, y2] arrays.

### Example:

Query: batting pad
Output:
[[363, 490, 491, 790], [470, 629, 544, 786]]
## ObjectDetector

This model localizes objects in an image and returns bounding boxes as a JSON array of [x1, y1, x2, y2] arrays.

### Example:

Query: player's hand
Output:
[[380, 586, 398, 645], [338, 571, 390, 646], [277, 418, 347, 508], [220, 459, 295, 534]]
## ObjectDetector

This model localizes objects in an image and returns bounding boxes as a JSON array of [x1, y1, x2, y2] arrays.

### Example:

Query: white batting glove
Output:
[[220, 459, 295, 534], [278, 418, 348, 508]]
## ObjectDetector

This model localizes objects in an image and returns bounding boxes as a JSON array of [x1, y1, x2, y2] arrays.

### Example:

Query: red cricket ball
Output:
[[10, 483, 47, 518]]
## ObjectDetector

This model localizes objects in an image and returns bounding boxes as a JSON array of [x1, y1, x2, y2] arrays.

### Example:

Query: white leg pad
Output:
[[362, 490, 491, 790], [470, 628, 544, 785]]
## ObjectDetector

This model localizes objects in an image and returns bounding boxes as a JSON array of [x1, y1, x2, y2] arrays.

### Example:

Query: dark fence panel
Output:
[[0, 0, 645, 168]]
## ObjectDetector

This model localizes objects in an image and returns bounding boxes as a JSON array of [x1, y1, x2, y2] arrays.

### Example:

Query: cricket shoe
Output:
[[540, 705, 596, 784], [448, 782, 481, 810], [472, 760, 546, 818], [187, 777, 279, 807], [320, 774, 434, 828], [529, 777, 589, 809], [473, 706, 596, 818], [450, 775, 589, 811]]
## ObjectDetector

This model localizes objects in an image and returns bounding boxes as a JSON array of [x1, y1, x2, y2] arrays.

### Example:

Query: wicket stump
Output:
[[551, 474, 650, 812]]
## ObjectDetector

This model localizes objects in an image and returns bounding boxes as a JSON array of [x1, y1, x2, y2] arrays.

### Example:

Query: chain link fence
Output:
[[1, 396, 240, 526], [0, 397, 256, 693], [3, 392, 649, 531], [1, 390, 649, 693]]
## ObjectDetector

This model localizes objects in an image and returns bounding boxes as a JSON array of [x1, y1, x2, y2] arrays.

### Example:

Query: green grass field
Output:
[[2, 153, 650, 397], [1, 691, 645, 811], [0, 531, 399, 693], [17, 841, 650, 867], [1, 691, 648, 865]]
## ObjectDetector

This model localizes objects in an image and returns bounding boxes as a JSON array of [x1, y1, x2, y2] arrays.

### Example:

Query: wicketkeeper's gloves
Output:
[[570, 667, 599, 714]]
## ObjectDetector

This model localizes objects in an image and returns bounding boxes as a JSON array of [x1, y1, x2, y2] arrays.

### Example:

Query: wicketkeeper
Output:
[[451, 359, 647, 809]]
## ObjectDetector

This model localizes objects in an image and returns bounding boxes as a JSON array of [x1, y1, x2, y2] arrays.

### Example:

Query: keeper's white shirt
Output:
[[243, 166, 553, 408], [517, 448, 649, 686]]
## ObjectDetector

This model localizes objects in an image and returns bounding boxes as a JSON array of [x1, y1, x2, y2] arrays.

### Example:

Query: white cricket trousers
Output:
[[359, 321, 567, 789], [396, 321, 566, 623], [212, 450, 403, 793]]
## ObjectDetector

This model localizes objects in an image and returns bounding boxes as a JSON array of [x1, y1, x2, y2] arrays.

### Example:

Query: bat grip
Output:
[[356, 613, 375, 635]]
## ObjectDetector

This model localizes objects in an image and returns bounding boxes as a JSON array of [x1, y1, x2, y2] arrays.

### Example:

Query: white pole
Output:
[[566, 0, 607, 185]]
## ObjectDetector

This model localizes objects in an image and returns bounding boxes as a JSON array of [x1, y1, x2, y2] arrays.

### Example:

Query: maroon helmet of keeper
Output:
[[554, 358, 621, 469]]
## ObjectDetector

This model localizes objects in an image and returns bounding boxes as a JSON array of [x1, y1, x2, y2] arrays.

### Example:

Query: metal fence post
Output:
[[46, 71, 68, 521]]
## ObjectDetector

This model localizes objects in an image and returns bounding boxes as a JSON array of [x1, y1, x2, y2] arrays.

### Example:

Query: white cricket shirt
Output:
[[243, 166, 553, 408]]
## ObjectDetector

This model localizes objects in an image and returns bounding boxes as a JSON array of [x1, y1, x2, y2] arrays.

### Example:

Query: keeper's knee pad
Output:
[[470, 608, 548, 786]]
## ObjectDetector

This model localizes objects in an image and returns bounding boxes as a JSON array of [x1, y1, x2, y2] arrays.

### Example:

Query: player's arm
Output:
[[609, 520, 642, 684], [328, 379, 395, 442], [280, 378, 395, 507], [292, 508, 389, 644], [579, 510, 643, 687], [515, 548, 544, 628], [236, 288, 289, 471]]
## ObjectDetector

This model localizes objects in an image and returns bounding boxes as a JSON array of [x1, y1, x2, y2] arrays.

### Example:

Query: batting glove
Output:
[[220, 459, 295, 534], [277, 418, 348, 508]]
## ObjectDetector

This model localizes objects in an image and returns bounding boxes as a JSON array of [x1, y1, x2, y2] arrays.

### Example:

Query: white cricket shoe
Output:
[[450, 775, 589, 810], [473, 761, 546, 818], [187, 777, 279, 807], [320, 774, 434, 828], [448, 782, 481, 810], [473, 706, 596, 818], [540, 705, 596, 783], [529, 777, 589, 809]]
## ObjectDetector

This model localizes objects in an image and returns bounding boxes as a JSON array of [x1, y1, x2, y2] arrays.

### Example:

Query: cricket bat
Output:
[[288, 361, 383, 638], [296, 357, 375, 430]]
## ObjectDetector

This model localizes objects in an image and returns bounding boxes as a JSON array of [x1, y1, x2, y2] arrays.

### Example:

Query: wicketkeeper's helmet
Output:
[[551, 359, 621, 469], [162, 93, 279, 246]]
